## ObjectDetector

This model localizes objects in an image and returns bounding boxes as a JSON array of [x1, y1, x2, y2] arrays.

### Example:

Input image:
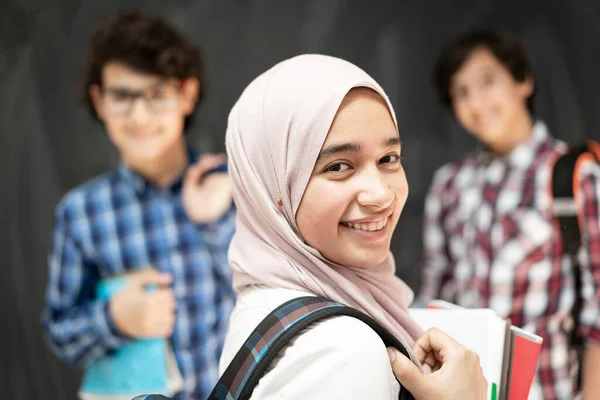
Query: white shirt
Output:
[[219, 285, 401, 400]]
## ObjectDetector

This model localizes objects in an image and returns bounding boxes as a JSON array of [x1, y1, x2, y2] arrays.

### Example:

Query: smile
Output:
[[340, 217, 389, 232]]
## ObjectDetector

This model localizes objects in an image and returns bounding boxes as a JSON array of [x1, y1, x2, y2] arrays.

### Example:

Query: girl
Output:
[[219, 54, 486, 399]]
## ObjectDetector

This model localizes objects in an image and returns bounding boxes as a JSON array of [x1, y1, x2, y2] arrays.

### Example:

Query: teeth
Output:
[[344, 218, 388, 231]]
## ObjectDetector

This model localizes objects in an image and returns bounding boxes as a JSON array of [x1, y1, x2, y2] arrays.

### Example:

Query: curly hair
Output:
[[80, 11, 204, 131]]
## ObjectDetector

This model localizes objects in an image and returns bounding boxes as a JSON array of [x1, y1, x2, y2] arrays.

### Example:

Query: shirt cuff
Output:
[[586, 327, 600, 345], [91, 300, 131, 350]]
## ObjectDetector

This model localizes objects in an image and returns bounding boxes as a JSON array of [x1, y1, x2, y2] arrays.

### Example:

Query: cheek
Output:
[[158, 113, 184, 132], [391, 173, 408, 211], [489, 84, 519, 111], [171, 113, 190, 139], [103, 119, 126, 140], [453, 102, 472, 126], [297, 181, 350, 240]]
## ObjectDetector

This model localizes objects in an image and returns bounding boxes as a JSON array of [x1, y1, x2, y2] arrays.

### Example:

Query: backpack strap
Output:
[[209, 296, 415, 400], [551, 142, 600, 385], [552, 140, 600, 243], [551, 142, 600, 279], [551, 144, 589, 254]]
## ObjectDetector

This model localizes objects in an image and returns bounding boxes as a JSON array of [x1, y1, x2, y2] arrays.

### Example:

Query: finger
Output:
[[160, 315, 176, 336], [387, 348, 426, 397], [421, 350, 439, 372], [129, 268, 172, 287], [413, 328, 462, 364], [185, 154, 227, 185], [422, 363, 433, 374], [183, 162, 205, 189], [152, 289, 176, 305], [197, 153, 226, 167]]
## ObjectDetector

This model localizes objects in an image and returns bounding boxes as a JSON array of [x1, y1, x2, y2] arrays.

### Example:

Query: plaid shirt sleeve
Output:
[[576, 160, 600, 344], [419, 164, 456, 303], [41, 197, 129, 367], [201, 205, 236, 285]]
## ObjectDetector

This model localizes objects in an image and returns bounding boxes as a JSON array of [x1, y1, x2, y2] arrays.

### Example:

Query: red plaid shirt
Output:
[[419, 122, 600, 399]]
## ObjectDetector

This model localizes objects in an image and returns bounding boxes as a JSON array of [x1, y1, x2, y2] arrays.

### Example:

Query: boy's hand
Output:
[[109, 269, 176, 338], [182, 153, 233, 223], [388, 328, 487, 400]]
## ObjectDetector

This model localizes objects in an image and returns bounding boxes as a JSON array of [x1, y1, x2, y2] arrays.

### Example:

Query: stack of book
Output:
[[409, 300, 542, 400]]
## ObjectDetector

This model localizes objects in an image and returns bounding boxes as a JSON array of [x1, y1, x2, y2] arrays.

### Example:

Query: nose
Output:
[[356, 169, 395, 210], [128, 97, 151, 122], [466, 90, 486, 115]]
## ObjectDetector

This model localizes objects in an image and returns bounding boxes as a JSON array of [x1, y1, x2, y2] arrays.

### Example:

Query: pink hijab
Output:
[[225, 54, 423, 352]]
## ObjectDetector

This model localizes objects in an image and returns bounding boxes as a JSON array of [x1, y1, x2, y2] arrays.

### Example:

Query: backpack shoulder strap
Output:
[[550, 143, 599, 254], [550, 142, 600, 378], [209, 296, 415, 400]]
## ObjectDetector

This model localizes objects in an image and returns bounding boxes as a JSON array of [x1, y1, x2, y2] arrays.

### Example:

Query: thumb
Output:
[[184, 154, 227, 188], [387, 348, 426, 397], [183, 162, 205, 190], [129, 268, 172, 287]]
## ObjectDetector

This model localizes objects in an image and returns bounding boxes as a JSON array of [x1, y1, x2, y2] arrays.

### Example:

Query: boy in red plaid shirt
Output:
[[419, 29, 600, 399]]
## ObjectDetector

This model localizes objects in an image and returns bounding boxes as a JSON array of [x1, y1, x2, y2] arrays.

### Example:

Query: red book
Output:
[[507, 327, 543, 400]]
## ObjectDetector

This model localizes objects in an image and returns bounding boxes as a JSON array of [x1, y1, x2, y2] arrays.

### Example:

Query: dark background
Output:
[[1, 0, 599, 398]]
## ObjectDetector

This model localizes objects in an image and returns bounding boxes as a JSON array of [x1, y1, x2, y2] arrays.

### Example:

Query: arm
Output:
[[250, 316, 399, 399], [582, 342, 600, 397], [574, 161, 600, 398], [202, 205, 237, 287], [41, 201, 129, 367], [418, 167, 454, 303]]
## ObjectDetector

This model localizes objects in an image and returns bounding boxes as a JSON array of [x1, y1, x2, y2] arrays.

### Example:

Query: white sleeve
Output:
[[250, 315, 401, 400]]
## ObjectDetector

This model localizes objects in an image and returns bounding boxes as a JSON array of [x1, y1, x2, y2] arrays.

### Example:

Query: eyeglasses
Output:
[[101, 81, 182, 116]]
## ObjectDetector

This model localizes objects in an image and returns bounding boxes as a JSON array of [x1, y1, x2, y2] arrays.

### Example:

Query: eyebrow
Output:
[[104, 81, 166, 94], [451, 66, 497, 91], [316, 136, 401, 163]]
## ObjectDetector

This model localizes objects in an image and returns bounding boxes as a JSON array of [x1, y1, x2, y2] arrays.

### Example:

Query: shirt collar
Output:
[[117, 148, 198, 196], [477, 120, 551, 169]]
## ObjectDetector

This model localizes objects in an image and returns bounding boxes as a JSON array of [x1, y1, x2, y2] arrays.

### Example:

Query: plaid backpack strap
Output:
[[208, 296, 415, 400]]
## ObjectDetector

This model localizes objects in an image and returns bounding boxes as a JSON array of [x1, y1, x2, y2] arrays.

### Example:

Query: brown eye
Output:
[[379, 154, 401, 164], [325, 162, 351, 173], [149, 90, 168, 99], [483, 73, 496, 86], [454, 86, 468, 100]]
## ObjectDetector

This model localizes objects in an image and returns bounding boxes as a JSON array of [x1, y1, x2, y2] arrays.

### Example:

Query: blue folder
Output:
[[79, 277, 176, 399]]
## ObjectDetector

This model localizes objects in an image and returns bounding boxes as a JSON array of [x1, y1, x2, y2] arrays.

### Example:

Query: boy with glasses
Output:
[[41, 11, 236, 399]]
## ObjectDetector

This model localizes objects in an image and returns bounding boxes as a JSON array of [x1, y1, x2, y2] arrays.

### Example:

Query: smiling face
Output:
[[90, 62, 199, 166], [295, 88, 406, 269], [450, 47, 534, 154]]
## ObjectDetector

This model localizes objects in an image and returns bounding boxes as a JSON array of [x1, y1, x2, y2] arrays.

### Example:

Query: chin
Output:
[[350, 252, 389, 269], [475, 126, 506, 144], [125, 146, 168, 162]]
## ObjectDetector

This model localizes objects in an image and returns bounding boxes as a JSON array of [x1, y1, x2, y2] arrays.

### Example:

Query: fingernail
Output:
[[387, 348, 396, 362]]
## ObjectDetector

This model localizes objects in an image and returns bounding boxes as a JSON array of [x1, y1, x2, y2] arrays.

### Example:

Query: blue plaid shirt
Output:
[[41, 153, 236, 399]]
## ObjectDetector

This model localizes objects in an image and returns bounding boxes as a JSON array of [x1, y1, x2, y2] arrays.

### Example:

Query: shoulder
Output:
[[219, 286, 316, 371], [574, 155, 600, 201], [429, 154, 478, 193], [54, 171, 118, 224], [261, 315, 399, 399], [306, 314, 391, 356], [220, 287, 399, 399]]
